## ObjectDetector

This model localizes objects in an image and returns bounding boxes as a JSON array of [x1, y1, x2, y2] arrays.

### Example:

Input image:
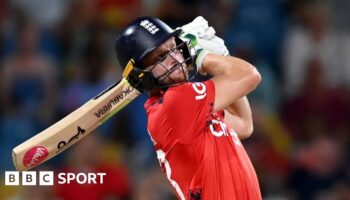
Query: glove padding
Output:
[[178, 16, 229, 75], [181, 16, 216, 40]]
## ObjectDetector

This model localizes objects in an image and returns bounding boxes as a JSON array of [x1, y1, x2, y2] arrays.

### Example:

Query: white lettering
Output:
[[209, 119, 224, 137], [208, 119, 242, 146], [4, 171, 105, 185], [40, 171, 54, 185], [57, 173, 66, 184], [5, 171, 19, 185], [76, 173, 87, 184], [28, 147, 47, 167], [67, 173, 75, 183], [97, 173, 106, 184], [191, 82, 206, 100], [22, 171, 36, 185], [88, 173, 97, 184], [57, 172, 106, 184]]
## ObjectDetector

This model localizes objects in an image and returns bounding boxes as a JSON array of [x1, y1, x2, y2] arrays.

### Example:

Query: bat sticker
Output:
[[56, 126, 86, 153], [94, 86, 135, 118]]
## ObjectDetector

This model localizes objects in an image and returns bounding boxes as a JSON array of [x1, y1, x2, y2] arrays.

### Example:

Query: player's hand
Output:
[[181, 16, 216, 40], [179, 16, 229, 56], [178, 16, 229, 74], [180, 34, 229, 75]]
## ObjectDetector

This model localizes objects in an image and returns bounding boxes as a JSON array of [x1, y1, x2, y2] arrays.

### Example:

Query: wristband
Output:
[[195, 49, 210, 75]]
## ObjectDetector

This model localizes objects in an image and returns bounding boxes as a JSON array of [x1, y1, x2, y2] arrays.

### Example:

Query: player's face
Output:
[[143, 37, 189, 85]]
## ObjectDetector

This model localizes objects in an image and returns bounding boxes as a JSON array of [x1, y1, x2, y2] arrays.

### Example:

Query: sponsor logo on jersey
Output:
[[208, 117, 241, 146], [192, 82, 206, 100]]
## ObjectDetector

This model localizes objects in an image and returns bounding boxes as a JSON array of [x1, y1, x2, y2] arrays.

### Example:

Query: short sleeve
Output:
[[162, 80, 215, 143]]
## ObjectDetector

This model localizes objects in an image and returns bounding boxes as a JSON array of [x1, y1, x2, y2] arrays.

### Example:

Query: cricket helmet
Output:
[[115, 16, 192, 91]]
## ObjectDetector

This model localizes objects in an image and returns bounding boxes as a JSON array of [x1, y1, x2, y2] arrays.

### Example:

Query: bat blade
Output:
[[12, 78, 140, 171]]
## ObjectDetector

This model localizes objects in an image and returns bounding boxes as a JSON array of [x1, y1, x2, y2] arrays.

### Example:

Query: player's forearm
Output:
[[201, 53, 259, 79], [202, 53, 261, 112], [224, 96, 254, 139]]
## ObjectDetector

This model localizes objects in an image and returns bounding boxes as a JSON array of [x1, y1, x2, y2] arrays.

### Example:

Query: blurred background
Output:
[[0, 0, 350, 199]]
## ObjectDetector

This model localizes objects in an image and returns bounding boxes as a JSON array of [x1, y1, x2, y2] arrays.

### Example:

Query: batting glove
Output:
[[178, 16, 229, 75]]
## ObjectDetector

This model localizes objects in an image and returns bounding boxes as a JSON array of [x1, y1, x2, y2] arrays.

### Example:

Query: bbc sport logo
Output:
[[4, 171, 106, 186]]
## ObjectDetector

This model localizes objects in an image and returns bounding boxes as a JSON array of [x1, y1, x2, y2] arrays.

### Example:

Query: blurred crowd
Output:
[[0, 0, 350, 199]]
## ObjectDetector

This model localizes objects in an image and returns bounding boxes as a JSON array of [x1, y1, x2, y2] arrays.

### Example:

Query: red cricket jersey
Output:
[[144, 80, 261, 200]]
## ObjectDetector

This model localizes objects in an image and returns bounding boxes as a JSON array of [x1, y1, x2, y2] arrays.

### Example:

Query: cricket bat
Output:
[[12, 78, 140, 171]]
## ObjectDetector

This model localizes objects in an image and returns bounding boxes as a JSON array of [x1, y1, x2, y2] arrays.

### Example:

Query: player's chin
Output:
[[174, 75, 188, 83]]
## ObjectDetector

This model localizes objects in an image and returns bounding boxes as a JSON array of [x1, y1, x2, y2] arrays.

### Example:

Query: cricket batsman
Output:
[[115, 16, 262, 200]]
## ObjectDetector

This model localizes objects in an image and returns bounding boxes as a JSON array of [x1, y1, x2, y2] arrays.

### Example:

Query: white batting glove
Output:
[[181, 16, 216, 40], [180, 34, 229, 75], [178, 17, 229, 75]]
